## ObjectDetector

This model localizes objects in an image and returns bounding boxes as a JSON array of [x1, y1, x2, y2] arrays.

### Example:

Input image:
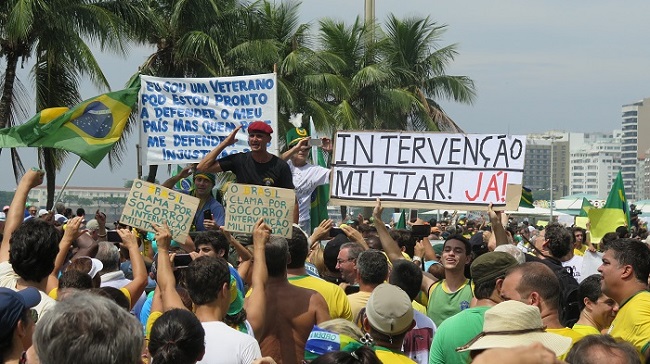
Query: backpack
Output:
[[524, 240, 581, 328], [554, 264, 580, 327]]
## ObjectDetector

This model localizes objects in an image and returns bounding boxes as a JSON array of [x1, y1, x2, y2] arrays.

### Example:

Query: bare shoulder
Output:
[[309, 290, 328, 309]]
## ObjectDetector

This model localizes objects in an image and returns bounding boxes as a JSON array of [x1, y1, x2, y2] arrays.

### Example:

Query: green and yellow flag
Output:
[[587, 171, 629, 240], [579, 197, 594, 217], [604, 171, 630, 227], [0, 81, 139, 168], [309, 119, 330, 233], [519, 186, 534, 208], [395, 209, 406, 229]]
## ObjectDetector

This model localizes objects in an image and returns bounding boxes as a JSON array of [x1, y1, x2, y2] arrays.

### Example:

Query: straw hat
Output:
[[456, 300, 571, 356]]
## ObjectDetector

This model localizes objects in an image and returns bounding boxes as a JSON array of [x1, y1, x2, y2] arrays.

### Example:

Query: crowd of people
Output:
[[1, 122, 649, 364]]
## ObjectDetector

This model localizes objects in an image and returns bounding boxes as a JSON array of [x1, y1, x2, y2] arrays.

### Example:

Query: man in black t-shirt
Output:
[[197, 121, 297, 222], [197, 121, 294, 189]]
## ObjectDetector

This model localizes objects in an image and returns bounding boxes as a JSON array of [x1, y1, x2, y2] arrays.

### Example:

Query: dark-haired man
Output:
[[0, 170, 59, 318], [424, 235, 473, 326], [598, 238, 650, 361], [197, 122, 294, 189], [573, 274, 618, 336], [155, 222, 261, 363], [501, 262, 583, 359], [544, 223, 583, 282], [429, 251, 518, 364], [390, 260, 436, 364], [286, 226, 352, 321], [257, 233, 330, 363]]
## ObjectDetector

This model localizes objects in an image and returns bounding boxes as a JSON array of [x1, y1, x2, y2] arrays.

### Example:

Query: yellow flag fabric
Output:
[[587, 208, 627, 243]]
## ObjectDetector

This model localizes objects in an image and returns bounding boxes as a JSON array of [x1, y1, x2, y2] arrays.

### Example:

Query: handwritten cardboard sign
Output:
[[330, 131, 527, 210], [139, 74, 278, 165], [120, 179, 199, 242], [225, 183, 295, 238]]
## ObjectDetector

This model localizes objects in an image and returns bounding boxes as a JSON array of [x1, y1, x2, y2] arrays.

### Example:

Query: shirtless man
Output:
[[256, 235, 330, 363]]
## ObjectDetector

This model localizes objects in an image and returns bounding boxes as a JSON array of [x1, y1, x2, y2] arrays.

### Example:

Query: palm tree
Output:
[[136, 0, 250, 182], [380, 15, 475, 132], [314, 17, 423, 131], [314, 15, 476, 133], [0, 0, 149, 207], [226, 0, 343, 139]]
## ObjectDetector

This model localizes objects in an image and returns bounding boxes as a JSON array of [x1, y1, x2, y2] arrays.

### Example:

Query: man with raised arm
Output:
[[0, 169, 60, 318], [155, 221, 262, 363], [372, 198, 473, 327], [197, 123, 294, 189], [281, 128, 332, 233], [162, 166, 225, 231]]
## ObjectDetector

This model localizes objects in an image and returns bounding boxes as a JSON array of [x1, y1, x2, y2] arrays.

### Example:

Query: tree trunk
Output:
[[0, 52, 20, 129], [146, 165, 158, 183], [43, 148, 57, 210]]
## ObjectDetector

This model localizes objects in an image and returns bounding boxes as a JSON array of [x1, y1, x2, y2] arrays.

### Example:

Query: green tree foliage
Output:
[[0, 0, 149, 207]]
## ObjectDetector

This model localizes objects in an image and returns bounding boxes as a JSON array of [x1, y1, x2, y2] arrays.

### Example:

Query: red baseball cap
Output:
[[248, 121, 273, 135]]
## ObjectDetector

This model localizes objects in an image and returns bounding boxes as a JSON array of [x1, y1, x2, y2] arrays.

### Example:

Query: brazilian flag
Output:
[[0, 78, 139, 168]]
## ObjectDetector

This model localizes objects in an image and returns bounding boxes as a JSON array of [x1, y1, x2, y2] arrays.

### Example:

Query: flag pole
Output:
[[53, 156, 82, 208]]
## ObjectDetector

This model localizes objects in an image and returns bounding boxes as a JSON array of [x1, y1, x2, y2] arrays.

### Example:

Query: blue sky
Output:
[[2, 0, 650, 190]]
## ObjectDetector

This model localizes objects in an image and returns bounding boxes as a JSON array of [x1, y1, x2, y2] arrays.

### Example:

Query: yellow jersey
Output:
[[608, 290, 650, 361], [546, 327, 584, 361]]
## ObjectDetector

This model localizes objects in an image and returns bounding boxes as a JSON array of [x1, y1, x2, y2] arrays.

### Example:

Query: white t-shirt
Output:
[[562, 255, 584, 283], [0, 261, 56, 318], [199, 321, 261, 364], [288, 161, 330, 232], [403, 310, 437, 364]]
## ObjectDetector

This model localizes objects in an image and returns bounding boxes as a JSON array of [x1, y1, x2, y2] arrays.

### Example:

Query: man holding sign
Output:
[[163, 168, 225, 231], [197, 121, 294, 189]]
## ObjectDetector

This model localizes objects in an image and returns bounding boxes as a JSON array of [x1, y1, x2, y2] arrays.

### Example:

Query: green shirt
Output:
[[426, 279, 473, 327], [429, 306, 489, 364]]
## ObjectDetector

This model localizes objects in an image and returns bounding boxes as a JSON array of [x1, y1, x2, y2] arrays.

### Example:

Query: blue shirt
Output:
[[194, 195, 226, 231]]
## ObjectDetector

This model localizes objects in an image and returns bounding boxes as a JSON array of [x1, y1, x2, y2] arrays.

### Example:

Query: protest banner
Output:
[[120, 179, 199, 242], [138, 74, 278, 165], [581, 251, 604, 278], [329, 131, 527, 210], [224, 183, 295, 238]]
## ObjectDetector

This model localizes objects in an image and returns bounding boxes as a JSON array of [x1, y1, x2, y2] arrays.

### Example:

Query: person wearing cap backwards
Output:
[[281, 127, 332, 234], [197, 121, 294, 189], [163, 166, 226, 231], [361, 283, 416, 363], [0, 287, 41, 363]]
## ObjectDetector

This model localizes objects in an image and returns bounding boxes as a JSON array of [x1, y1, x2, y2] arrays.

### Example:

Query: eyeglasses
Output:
[[29, 308, 38, 324], [336, 258, 355, 264]]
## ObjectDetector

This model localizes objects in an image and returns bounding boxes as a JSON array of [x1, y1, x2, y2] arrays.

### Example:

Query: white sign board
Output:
[[330, 131, 526, 210], [120, 179, 199, 242], [139, 74, 278, 165]]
